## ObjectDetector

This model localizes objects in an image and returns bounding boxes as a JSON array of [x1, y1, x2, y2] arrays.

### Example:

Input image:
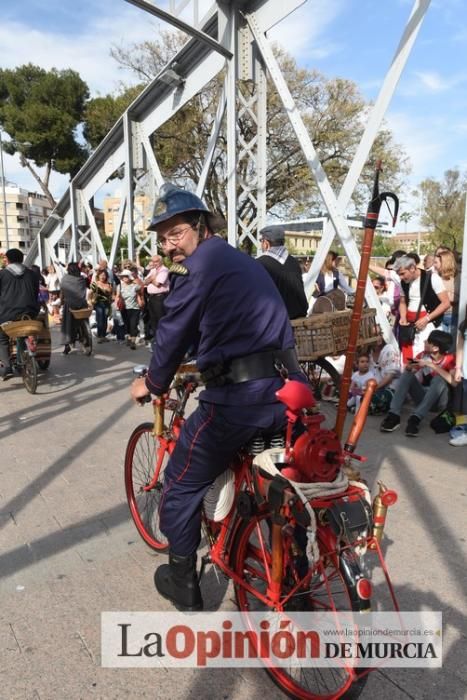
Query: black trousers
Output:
[[147, 293, 168, 337], [0, 329, 10, 368], [122, 308, 140, 338]]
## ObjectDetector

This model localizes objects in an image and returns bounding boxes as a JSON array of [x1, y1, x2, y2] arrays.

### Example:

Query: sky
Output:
[[1, 0, 466, 232]]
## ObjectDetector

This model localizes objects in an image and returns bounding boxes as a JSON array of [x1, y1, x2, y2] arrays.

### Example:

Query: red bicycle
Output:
[[125, 365, 399, 700]]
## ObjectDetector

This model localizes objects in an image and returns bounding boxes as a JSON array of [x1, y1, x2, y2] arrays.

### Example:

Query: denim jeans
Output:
[[389, 370, 449, 420], [440, 312, 458, 351], [94, 303, 109, 338]]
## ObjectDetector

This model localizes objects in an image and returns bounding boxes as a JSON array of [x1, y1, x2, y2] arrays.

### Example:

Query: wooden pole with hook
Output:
[[334, 162, 399, 440]]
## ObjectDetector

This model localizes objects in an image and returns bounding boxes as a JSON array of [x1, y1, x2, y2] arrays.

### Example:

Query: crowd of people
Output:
[[264, 240, 465, 446], [1, 234, 466, 449], [338, 246, 465, 446], [0, 229, 465, 454], [27, 255, 171, 354]]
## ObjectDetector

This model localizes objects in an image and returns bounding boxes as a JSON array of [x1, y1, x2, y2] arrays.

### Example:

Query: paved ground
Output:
[[0, 328, 466, 700]]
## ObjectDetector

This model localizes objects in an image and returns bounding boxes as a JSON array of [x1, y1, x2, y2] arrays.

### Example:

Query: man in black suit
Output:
[[257, 225, 308, 319]]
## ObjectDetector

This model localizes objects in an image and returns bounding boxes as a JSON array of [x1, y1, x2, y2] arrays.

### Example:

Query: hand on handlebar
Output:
[[131, 376, 152, 405]]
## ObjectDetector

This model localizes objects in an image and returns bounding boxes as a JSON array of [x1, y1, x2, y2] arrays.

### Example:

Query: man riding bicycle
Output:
[[0, 248, 39, 380], [130, 184, 306, 611]]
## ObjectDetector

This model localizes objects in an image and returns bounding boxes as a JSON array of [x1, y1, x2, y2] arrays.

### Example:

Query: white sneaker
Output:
[[449, 432, 467, 446], [449, 425, 467, 439]]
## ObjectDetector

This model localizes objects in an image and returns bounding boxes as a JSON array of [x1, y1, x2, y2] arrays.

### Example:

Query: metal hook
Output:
[[274, 360, 289, 381]]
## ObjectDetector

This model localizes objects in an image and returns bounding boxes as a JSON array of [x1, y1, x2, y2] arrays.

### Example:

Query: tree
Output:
[[353, 229, 393, 258], [418, 168, 466, 252], [371, 233, 393, 258], [84, 85, 143, 149], [105, 33, 408, 228], [0, 64, 90, 207], [399, 211, 413, 233]]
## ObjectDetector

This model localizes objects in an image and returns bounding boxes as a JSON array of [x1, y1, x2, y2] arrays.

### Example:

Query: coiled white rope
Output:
[[253, 448, 352, 565], [203, 468, 236, 521]]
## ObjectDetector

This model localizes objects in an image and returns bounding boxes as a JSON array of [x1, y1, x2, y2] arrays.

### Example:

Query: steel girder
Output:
[[25, 0, 461, 347], [26, 0, 302, 268]]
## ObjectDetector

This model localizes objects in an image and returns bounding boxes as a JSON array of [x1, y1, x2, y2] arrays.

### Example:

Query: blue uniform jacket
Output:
[[146, 236, 297, 408]]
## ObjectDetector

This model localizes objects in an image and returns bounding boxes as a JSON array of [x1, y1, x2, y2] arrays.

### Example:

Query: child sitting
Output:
[[347, 352, 376, 413], [368, 335, 401, 415], [380, 330, 455, 437]]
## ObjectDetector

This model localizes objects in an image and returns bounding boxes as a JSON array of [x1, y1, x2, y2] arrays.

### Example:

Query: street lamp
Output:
[[417, 190, 425, 257], [0, 128, 9, 249]]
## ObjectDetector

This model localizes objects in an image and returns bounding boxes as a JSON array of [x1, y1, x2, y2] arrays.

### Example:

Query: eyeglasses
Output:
[[158, 225, 194, 248]]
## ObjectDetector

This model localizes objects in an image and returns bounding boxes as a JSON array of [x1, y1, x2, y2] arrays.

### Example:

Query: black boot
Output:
[[154, 552, 203, 611]]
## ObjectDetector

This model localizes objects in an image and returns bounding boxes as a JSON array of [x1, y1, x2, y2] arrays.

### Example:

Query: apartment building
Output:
[[389, 230, 431, 253], [269, 215, 393, 256], [0, 180, 52, 253], [103, 193, 152, 238]]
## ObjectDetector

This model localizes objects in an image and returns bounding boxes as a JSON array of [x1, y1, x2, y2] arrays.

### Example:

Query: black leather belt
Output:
[[201, 348, 300, 388]]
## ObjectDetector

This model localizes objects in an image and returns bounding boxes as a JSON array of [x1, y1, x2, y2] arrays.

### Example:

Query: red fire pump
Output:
[[290, 426, 344, 482], [275, 380, 345, 483]]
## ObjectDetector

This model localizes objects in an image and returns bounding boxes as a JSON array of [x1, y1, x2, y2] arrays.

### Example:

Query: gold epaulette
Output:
[[168, 262, 189, 276]]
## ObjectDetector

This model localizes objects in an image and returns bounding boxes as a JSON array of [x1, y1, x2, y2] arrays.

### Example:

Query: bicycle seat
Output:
[[275, 380, 316, 413]]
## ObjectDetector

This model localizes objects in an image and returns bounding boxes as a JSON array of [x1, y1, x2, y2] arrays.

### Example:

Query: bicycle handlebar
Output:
[[132, 363, 200, 413]]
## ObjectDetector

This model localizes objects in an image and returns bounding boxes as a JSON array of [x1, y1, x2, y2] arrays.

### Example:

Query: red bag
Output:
[[116, 296, 125, 311]]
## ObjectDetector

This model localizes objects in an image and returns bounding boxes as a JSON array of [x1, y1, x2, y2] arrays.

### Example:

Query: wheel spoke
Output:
[[124, 424, 168, 551], [232, 512, 365, 699]]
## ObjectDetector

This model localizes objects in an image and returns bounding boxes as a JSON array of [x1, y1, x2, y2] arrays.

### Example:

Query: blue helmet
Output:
[[148, 183, 211, 231]]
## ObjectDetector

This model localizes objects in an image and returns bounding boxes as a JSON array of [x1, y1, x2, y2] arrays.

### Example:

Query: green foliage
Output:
[[352, 231, 392, 260], [371, 233, 393, 258], [101, 235, 114, 257], [0, 64, 90, 205], [418, 168, 466, 252], [399, 211, 413, 232], [101, 234, 128, 261], [84, 85, 143, 149]]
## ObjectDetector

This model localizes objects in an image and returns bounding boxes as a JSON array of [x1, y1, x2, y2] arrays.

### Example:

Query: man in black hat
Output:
[[256, 225, 308, 319]]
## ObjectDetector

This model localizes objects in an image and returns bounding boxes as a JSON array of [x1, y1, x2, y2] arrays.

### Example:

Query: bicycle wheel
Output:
[[302, 358, 341, 401], [124, 422, 169, 551], [81, 320, 93, 355], [231, 512, 368, 700], [18, 340, 38, 394]]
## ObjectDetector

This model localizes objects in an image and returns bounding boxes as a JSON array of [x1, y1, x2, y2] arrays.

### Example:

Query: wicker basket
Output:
[[330, 311, 353, 354], [358, 309, 379, 346], [293, 309, 379, 360], [70, 307, 92, 320], [292, 314, 336, 360], [0, 319, 44, 339], [332, 309, 379, 354]]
